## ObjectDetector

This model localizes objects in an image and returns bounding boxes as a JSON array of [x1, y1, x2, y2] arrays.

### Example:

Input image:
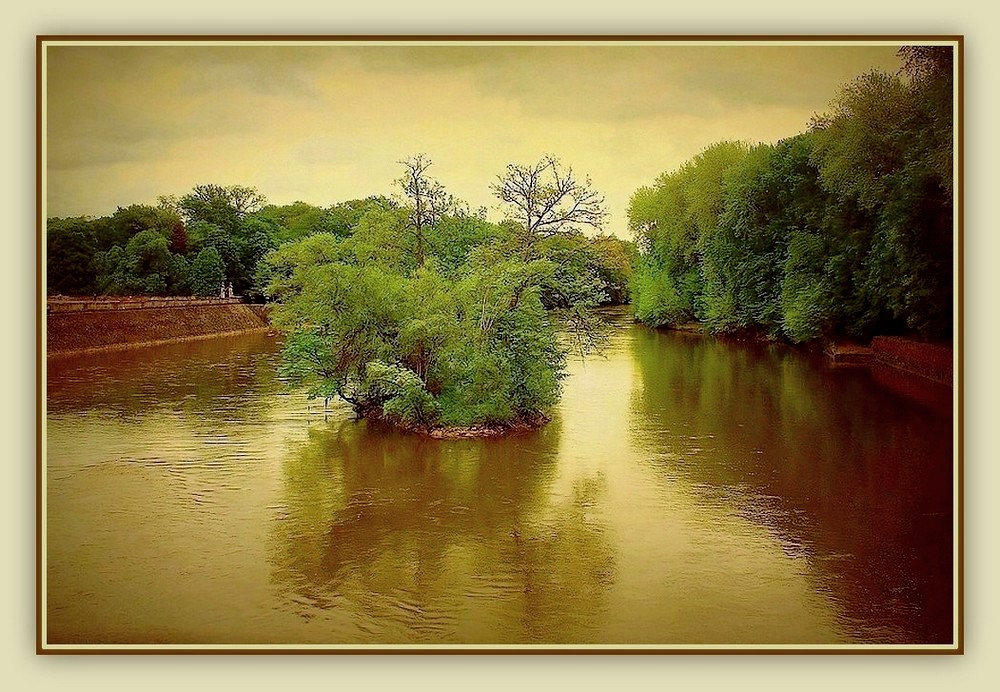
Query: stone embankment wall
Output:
[[870, 336, 953, 386], [46, 297, 273, 356]]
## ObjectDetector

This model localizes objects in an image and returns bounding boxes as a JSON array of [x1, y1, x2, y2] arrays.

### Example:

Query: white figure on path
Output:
[[220, 280, 227, 298]]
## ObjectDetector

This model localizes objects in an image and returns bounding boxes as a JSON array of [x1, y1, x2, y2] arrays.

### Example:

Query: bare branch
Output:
[[492, 155, 608, 247], [396, 154, 454, 266]]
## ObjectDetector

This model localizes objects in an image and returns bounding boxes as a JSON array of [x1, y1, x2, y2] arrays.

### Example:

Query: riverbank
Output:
[[366, 409, 551, 439], [424, 412, 551, 439], [824, 336, 953, 385], [659, 321, 954, 386], [870, 336, 953, 386], [46, 297, 272, 356]]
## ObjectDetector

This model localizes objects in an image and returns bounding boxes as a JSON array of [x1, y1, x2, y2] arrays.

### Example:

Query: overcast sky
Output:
[[44, 41, 903, 237]]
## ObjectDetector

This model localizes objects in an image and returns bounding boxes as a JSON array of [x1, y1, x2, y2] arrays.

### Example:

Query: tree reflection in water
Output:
[[269, 416, 616, 644], [628, 326, 953, 644]]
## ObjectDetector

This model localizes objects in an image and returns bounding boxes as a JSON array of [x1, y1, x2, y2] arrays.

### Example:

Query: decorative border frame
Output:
[[35, 34, 964, 655]]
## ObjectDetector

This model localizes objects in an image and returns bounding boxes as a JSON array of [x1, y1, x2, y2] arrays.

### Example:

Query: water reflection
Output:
[[628, 327, 953, 643], [269, 417, 616, 644], [46, 332, 284, 423], [44, 320, 954, 646]]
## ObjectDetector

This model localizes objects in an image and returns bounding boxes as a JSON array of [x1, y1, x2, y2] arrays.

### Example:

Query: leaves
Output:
[[629, 48, 954, 343], [262, 156, 612, 429]]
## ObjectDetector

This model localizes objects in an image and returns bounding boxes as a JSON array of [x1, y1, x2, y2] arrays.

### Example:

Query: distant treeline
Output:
[[47, 186, 633, 307], [628, 46, 954, 343], [47, 186, 396, 299]]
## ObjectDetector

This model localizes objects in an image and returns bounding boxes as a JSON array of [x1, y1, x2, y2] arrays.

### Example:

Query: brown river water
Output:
[[44, 309, 955, 647]]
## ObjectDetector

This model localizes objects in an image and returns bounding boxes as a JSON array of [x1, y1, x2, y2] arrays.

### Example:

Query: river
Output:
[[43, 309, 955, 647]]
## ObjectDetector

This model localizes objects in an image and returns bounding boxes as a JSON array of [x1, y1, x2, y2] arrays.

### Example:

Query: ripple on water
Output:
[[45, 325, 954, 646]]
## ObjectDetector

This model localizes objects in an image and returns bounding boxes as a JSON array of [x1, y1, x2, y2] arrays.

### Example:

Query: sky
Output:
[[44, 40, 904, 237]]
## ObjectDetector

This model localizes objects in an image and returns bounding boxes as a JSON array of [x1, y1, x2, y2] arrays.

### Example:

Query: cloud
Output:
[[43, 42, 905, 225]]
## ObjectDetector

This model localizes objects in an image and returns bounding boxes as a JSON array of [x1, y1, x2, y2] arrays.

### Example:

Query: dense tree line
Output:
[[46, 185, 397, 299], [265, 156, 631, 432], [629, 46, 954, 343], [47, 177, 632, 313]]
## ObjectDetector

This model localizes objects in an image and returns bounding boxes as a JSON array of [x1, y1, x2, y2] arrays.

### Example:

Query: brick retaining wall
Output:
[[46, 298, 272, 355], [46, 296, 245, 313], [870, 336, 954, 386]]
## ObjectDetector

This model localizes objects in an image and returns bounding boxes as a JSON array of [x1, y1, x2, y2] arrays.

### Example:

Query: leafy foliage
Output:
[[188, 247, 226, 297], [47, 217, 98, 295], [262, 157, 616, 431], [629, 46, 954, 343]]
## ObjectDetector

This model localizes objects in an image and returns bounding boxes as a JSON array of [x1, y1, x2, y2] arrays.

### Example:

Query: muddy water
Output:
[[44, 313, 954, 646]]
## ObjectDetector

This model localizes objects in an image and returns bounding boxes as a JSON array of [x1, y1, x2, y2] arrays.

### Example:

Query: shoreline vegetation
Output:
[[44, 46, 955, 438], [628, 47, 953, 350], [263, 154, 627, 438]]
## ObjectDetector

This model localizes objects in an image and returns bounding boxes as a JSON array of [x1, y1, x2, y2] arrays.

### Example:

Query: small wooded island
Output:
[[45, 47, 953, 438], [264, 154, 625, 436]]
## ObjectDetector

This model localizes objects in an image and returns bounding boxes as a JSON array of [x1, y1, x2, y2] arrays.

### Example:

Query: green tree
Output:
[[46, 217, 97, 295], [238, 216, 278, 299], [396, 154, 454, 267], [92, 228, 188, 295], [177, 184, 266, 234], [260, 160, 588, 433], [588, 234, 636, 305], [188, 247, 226, 297], [326, 196, 397, 237], [425, 211, 509, 279], [628, 141, 749, 328], [810, 47, 954, 339], [491, 156, 613, 354], [257, 201, 339, 245], [198, 224, 243, 289], [108, 204, 183, 248], [93, 245, 127, 294]]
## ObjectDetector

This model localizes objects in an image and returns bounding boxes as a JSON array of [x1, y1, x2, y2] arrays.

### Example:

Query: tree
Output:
[[627, 141, 750, 328], [628, 171, 701, 327], [104, 204, 183, 250], [94, 229, 182, 295], [492, 155, 608, 250], [238, 216, 278, 300], [396, 154, 453, 266], [809, 70, 911, 210], [628, 46, 954, 343], [93, 245, 126, 294], [325, 196, 398, 238], [258, 201, 339, 245], [489, 156, 613, 355], [261, 163, 575, 433], [124, 230, 173, 284], [188, 247, 226, 297], [167, 254, 191, 296], [173, 184, 272, 295], [178, 184, 266, 233], [168, 219, 188, 256], [348, 206, 415, 275], [809, 48, 954, 339], [425, 211, 508, 279], [46, 217, 97, 295], [197, 224, 242, 287], [588, 234, 636, 305]]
